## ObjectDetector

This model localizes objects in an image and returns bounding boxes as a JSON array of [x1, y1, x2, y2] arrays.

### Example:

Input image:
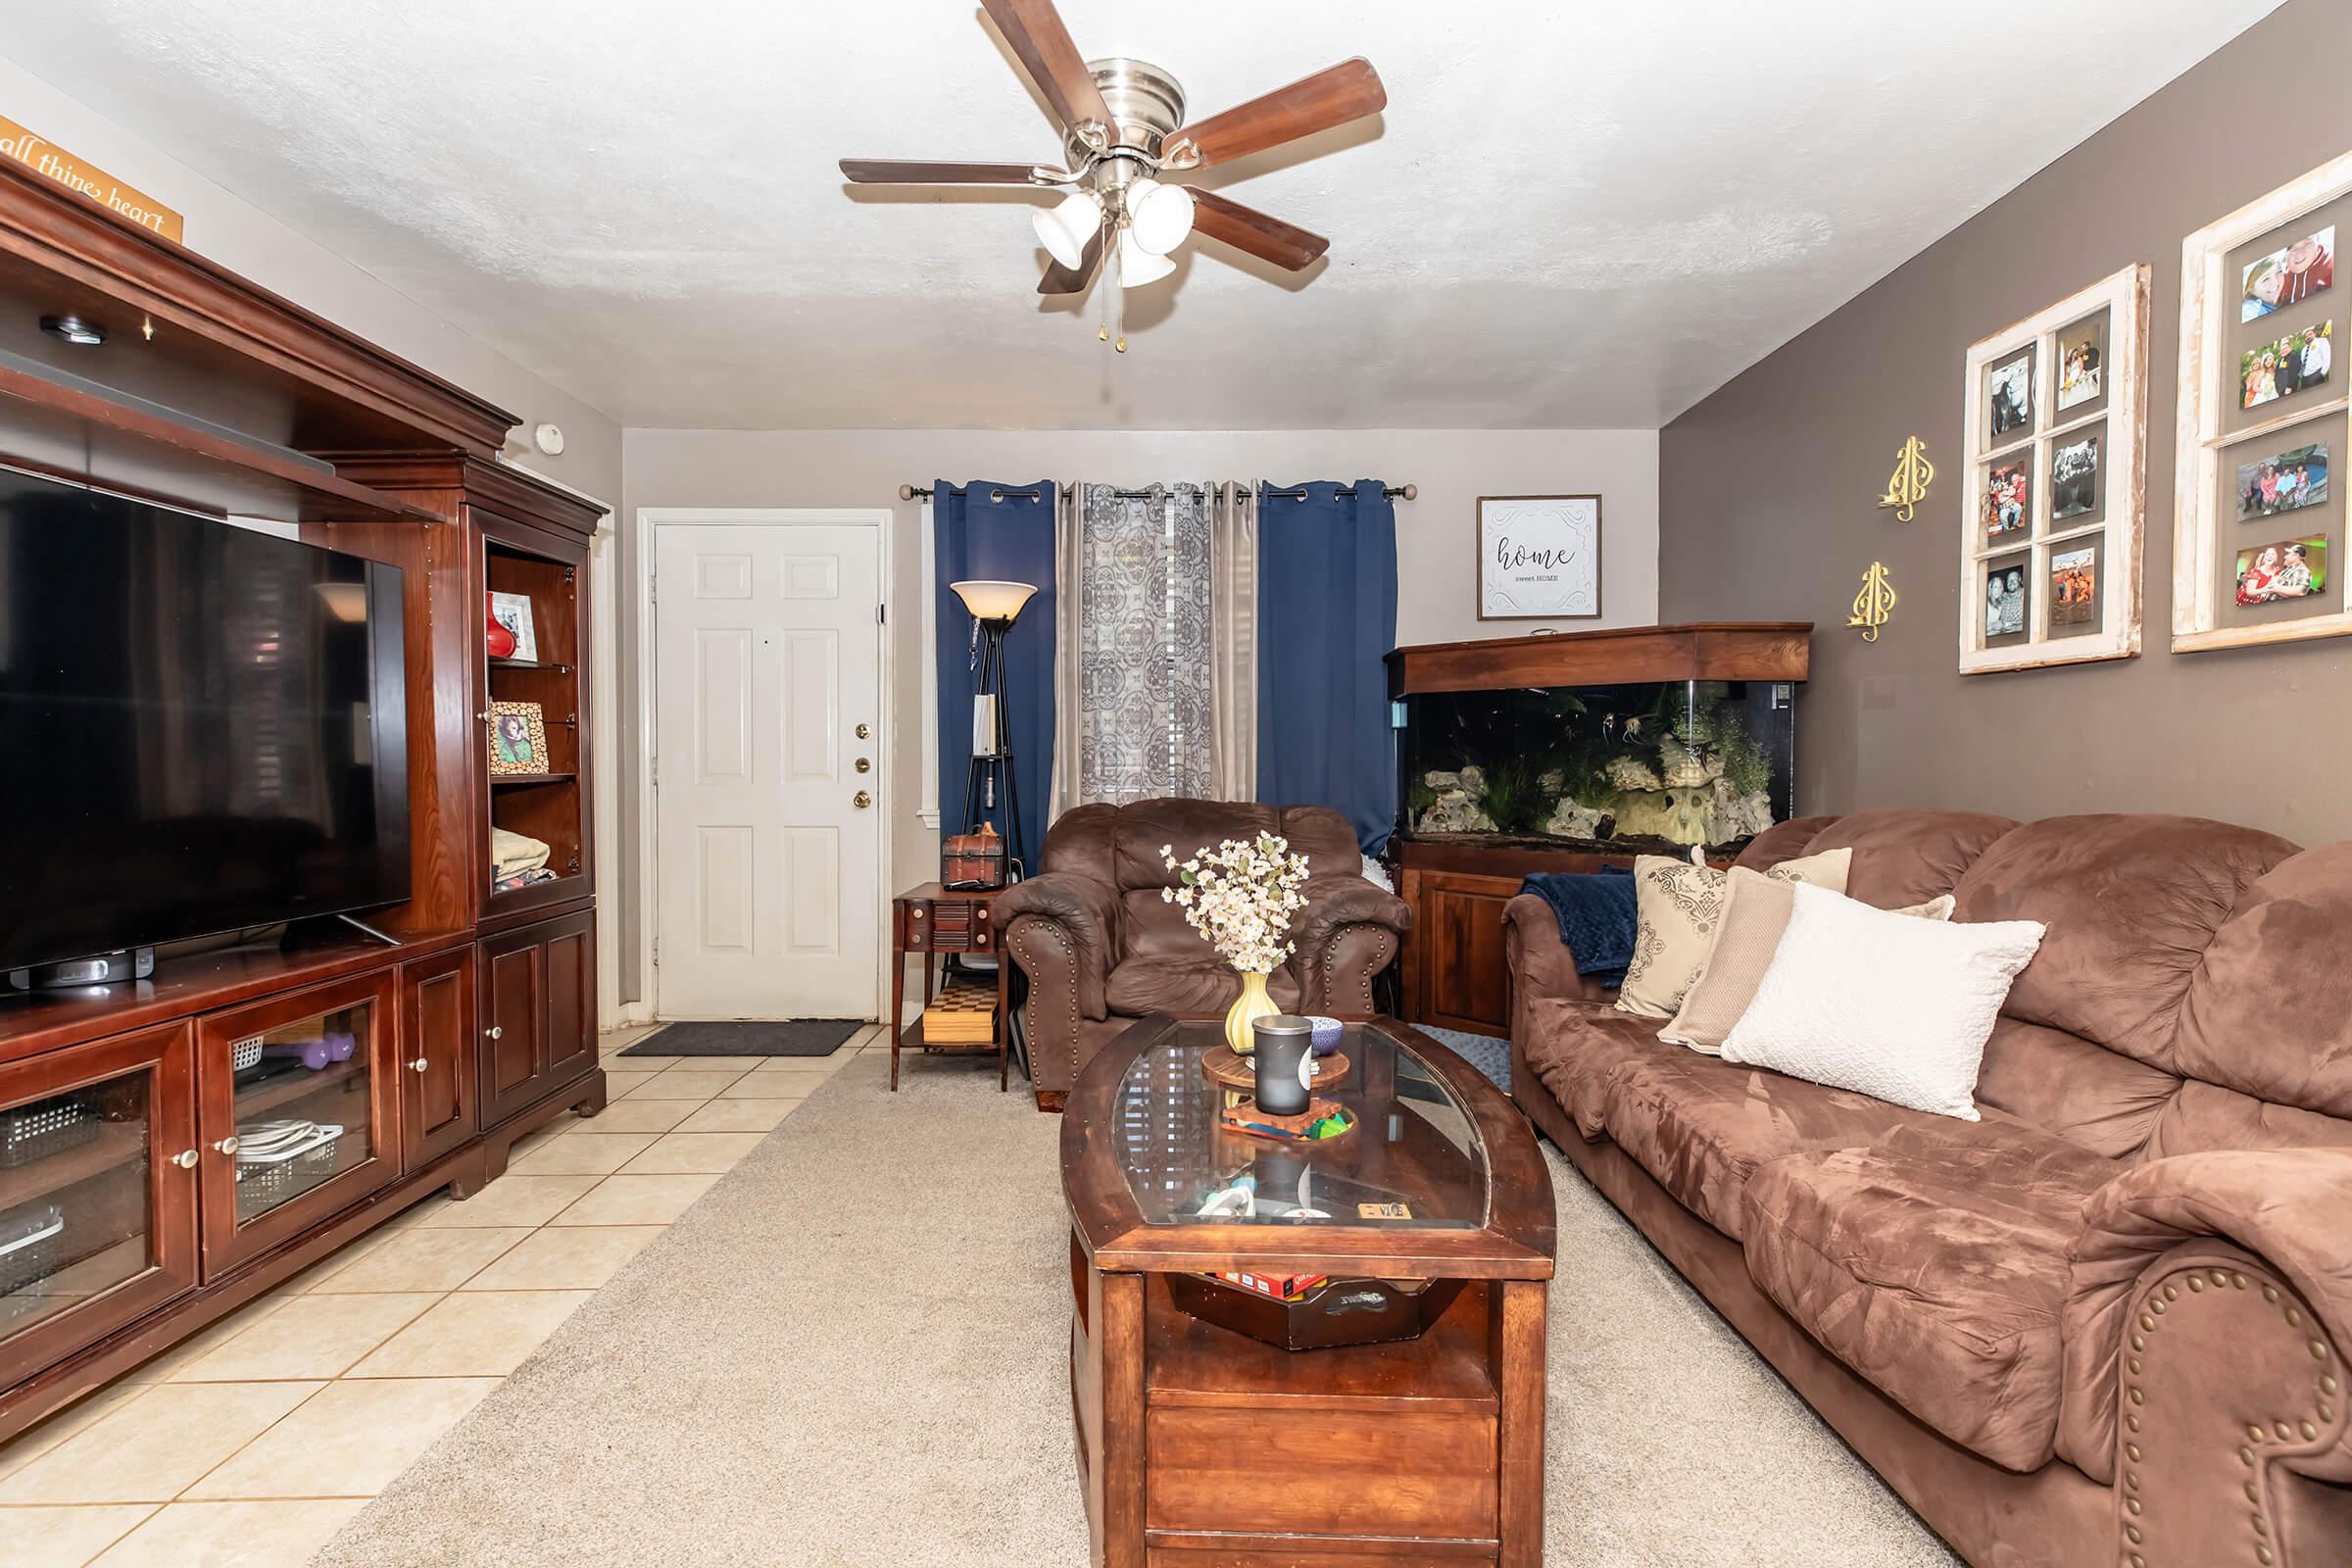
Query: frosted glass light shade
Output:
[[951, 579, 1038, 622], [1031, 191, 1102, 270], [1117, 231, 1175, 288], [1126, 179, 1196, 256]]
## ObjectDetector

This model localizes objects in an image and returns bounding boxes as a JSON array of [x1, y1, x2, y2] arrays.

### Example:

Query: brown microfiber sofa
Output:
[[1504, 809, 2352, 1568], [997, 799, 1410, 1107]]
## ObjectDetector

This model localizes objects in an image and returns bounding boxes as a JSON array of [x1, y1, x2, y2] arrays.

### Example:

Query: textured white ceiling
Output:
[[1, 1, 2279, 429]]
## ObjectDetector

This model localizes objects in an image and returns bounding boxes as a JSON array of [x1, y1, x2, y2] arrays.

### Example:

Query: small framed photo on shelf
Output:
[[1477, 494, 1601, 619], [2176, 150, 2352, 653], [1958, 262, 2151, 673], [487, 591, 539, 662], [486, 700, 549, 776]]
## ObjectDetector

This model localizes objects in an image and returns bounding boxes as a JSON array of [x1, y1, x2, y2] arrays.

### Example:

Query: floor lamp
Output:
[[951, 579, 1037, 879]]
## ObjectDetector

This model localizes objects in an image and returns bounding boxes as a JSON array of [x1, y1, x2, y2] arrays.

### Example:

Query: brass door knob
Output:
[[855, 758, 871, 773], [853, 790, 873, 809], [855, 722, 871, 739]]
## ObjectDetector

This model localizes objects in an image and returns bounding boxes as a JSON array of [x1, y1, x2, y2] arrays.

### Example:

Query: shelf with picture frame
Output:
[[1957, 263, 2151, 674], [478, 520, 590, 922], [2174, 149, 2352, 654]]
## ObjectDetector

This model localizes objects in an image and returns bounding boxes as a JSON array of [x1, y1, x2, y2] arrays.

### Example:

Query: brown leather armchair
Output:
[[995, 799, 1411, 1108]]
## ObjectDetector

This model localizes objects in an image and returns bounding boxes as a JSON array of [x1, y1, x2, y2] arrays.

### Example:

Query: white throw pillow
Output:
[[1719, 882, 2045, 1120]]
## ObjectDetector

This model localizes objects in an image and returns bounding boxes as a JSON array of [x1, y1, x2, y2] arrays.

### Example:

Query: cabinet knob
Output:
[[485, 1025, 504, 1040], [214, 1136, 241, 1155], [410, 1056, 431, 1073], [172, 1149, 200, 1169]]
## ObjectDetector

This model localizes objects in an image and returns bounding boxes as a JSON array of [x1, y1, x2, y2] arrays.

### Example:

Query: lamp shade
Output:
[[1117, 230, 1175, 289], [1126, 179, 1196, 256], [1031, 191, 1102, 270], [950, 579, 1038, 622]]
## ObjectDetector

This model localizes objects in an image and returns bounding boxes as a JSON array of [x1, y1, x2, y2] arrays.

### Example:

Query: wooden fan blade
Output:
[[1039, 220, 1109, 295], [1166, 58, 1386, 169], [1189, 189, 1330, 270], [839, 159, 1049, 185], [980, 0, 1113, 138]]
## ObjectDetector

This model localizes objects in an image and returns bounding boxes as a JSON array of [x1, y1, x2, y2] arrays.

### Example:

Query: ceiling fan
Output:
[[838, 0, 1385, 301]]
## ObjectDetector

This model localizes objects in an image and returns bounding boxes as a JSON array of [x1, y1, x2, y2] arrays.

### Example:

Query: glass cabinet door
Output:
[[0, 1023, 199, 1373], [198, 970, 398, 1273]]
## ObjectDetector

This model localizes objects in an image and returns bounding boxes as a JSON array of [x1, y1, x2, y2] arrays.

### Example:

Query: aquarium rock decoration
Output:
[[1417, 766, 1496, 833]]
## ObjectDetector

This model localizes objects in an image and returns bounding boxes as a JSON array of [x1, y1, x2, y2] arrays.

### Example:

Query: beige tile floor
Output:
[[0, 1022, 879, 1567]]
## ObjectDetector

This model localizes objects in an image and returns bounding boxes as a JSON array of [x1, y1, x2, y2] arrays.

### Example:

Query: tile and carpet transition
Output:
[[304, 1048, 1957, 1568]]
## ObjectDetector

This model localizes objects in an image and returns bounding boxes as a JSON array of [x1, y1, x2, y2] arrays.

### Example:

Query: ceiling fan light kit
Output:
[[839, 0, 1385, 327], [1033, 190, 1103, 270]]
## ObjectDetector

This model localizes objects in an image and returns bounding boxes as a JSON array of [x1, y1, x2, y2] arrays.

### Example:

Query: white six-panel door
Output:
[[652, 519, 882, 1020]]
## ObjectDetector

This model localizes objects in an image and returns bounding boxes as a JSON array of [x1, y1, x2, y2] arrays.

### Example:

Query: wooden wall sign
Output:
[[0, 114, 183, 242], [1477, 494, 1601, 619]]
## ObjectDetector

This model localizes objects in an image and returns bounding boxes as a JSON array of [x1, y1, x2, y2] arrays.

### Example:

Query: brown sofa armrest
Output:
[[995, 872, 1117, 1022], [2058, 1151, 2352, 1554], [1502, 893, 1608, 1047]]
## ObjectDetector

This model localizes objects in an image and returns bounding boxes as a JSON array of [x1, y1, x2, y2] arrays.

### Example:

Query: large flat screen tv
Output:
[[0, 469, 409, 973]]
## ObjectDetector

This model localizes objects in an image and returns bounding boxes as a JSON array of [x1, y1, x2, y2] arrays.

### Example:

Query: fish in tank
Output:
[[1398, 680, 1796, 852]]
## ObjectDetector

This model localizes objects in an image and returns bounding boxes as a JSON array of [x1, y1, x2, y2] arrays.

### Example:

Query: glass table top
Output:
[[1109, 1021, 1489, 1230]]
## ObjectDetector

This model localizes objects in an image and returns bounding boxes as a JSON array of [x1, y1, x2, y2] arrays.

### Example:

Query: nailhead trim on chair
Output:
[[1008, 921, 1080, 1084], [1313, 924, 1394, 1015], [2121, 1263, 2341, 1568]]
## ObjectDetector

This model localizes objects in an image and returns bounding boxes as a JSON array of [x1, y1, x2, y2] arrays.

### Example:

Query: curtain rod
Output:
[[897, 481, 1417, 502]]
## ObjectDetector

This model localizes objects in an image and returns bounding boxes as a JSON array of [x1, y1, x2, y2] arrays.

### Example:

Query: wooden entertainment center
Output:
[[0, 161, 606, 1442]]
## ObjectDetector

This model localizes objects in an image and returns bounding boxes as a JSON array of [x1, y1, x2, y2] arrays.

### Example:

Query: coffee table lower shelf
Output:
[[1069, 1237, 1546, 1567]]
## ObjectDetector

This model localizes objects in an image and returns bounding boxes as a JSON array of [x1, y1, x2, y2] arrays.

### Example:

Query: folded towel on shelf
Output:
[[491, 826, 551, 878]]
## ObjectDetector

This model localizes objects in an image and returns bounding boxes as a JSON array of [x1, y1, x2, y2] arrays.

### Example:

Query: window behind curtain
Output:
[[1075, 483, 1213, 803]]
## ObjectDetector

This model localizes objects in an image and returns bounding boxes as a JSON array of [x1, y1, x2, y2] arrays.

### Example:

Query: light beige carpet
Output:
[[310, 1050, 1959, 1567]]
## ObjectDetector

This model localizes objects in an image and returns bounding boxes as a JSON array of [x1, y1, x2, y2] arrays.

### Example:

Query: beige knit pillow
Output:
[[1660, 867, 1954, 1054], [1614, 848, 1852, 1019]]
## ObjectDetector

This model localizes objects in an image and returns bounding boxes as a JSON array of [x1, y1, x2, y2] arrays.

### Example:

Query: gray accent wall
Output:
[[1657, 0, 2349, 844]]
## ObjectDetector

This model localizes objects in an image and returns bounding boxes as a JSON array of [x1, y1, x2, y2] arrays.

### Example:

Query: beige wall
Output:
[[616, 425, 1659, 1004], [1658, 0, 2350, 844], [0, 55, 620, 502]]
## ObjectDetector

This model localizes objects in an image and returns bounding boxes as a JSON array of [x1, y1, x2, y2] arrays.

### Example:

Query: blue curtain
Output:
[[934, 479, 1056, 874], [1255, 479, 1398, 854]]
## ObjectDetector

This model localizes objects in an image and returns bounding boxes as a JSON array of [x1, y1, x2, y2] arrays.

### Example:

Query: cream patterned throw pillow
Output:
[[1614, 848, 1851, 1019]]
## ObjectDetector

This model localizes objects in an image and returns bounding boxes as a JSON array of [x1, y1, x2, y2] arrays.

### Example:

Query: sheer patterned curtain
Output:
[[1208, 481, 1256, 802], [1059, 483, 1214, 806]]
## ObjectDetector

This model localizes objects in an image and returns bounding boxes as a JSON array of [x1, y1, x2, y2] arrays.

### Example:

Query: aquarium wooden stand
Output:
[[1385, 623, 1811, 1038]]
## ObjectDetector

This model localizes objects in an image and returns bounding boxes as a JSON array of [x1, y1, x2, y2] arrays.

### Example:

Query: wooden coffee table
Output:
[[1060, 1014, 1556, 1568]]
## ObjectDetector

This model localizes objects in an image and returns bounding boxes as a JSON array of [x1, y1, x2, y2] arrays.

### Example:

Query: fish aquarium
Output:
[[1397, 677, 1798, 854]]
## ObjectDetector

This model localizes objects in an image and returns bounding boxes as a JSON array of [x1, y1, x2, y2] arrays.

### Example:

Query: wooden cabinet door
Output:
[[194, 969, 401, 1278], [0, 1023, 198, 1391], [1408, 870, 1521, 1035], [399, 946, 477, 1170], [476, 909, 596, 1127]]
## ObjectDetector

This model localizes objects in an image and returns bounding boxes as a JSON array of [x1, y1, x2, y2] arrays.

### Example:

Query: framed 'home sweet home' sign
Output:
[[1478, 494, 1602, 619]]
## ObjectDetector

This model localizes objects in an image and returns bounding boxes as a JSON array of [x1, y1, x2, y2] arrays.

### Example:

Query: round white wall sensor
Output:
[[533, 421, 565, 455]]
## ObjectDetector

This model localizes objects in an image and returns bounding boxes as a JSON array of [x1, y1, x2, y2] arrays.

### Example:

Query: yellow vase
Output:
[[1224, 969, 1279, 1054]]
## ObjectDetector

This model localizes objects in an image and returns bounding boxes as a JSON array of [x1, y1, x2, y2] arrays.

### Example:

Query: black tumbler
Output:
[[1251, 1014, 1315, 1115]]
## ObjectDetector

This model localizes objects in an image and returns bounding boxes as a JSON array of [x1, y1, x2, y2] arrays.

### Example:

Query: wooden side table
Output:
[[889, 882, 1009, 1092]]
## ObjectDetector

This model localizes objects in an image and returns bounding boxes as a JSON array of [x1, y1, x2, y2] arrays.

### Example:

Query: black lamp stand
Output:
[[960, 614, 1025, 879]]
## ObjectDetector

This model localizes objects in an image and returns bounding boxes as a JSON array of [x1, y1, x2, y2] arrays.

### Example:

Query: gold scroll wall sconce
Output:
[[1848, 561, 1896, 642], [1877, 435, 1934, 522]]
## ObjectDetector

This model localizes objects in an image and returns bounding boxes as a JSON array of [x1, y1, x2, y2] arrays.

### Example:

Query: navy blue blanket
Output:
[[1519, 865, 1638, 986]]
